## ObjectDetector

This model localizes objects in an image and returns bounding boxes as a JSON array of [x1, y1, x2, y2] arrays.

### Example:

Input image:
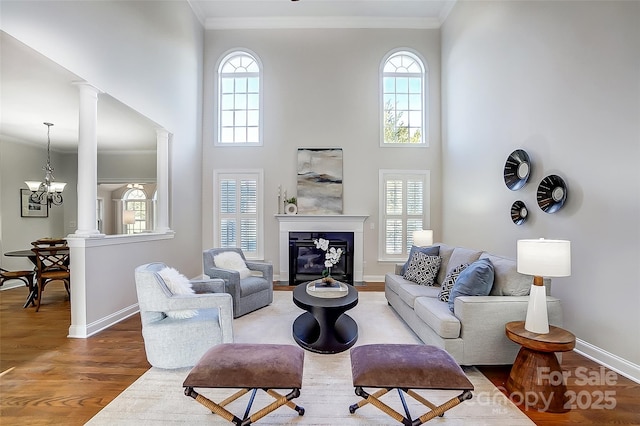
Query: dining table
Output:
[[4, 247, 69, 308]]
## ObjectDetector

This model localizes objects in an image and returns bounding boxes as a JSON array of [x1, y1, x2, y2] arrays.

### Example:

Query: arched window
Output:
[[123, 188, 147, 234], [216, 50, 262, 146], [381, 50, 427, 146]]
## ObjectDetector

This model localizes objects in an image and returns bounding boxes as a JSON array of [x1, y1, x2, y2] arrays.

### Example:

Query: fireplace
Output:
[[289, 232, 354, 285], [275, 214, 369, 284]]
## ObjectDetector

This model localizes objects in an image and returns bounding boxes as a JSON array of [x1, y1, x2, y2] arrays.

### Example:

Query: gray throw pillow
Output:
[[448, 258, 495, 312], [438, 263, 469, 302], [400, 245, 440, 276], [403, 252, 442, 286]]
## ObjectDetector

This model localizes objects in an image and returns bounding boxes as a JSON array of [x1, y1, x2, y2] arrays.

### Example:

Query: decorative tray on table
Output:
[[306, 278, 348, 298]]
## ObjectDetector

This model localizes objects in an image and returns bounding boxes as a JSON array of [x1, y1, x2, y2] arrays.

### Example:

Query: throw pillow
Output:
[[400, 245, 440, 276], [438, 263, 469, 302], [157, 267, 198, 319], [213, 251, 252, 279], [448, 258, 495, 312], [403, 252, 442, 286]]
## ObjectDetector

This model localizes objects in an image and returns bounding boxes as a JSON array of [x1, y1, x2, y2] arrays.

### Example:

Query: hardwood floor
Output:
[[1, 283, 638, 425]]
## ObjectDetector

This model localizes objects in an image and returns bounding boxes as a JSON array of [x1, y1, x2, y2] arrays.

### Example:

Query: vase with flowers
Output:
[[313, 238, 343, 283]]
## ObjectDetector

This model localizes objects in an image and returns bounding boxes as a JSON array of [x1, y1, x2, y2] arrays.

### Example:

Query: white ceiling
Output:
[[1, 1, 454, 152]]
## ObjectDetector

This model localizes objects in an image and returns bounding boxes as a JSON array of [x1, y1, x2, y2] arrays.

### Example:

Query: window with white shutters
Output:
[[379, 170, 430, 261], [214, 170, 263, 259]]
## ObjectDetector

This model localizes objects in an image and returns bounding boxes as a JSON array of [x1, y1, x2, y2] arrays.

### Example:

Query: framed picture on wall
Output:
[[20, 189, 48, 218], [297, 148, 343, 215]]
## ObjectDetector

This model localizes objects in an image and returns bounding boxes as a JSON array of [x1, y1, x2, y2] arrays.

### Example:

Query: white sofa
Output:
[[385, 243, 563, 366]]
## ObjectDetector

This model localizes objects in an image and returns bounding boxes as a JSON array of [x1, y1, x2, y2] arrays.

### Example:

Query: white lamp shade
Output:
[[517, 239, 571, 277], [25, 181, 43, 191], [50, 182, 67, 193], [123, 210, 136, 225], [412, 229, 433, 247]]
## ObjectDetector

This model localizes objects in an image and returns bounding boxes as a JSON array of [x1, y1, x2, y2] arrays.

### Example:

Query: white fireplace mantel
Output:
[[275, 214, 369, 283]]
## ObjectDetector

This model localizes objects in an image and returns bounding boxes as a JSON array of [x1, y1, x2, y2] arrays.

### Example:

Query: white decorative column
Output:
[[155, 128, 171, 232], [72, 82, 102, 237]]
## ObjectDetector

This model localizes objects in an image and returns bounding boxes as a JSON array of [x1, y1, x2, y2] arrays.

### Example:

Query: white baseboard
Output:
[[575, 338, 640, 384], [363, 274, 385, 283], [0, 282, 24, 291], [68, 303, 139, 338]]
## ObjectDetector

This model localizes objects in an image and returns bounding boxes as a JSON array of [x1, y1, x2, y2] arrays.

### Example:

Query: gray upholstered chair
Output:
[[203, 248, 273, 318], [134, 262, 233, 369]]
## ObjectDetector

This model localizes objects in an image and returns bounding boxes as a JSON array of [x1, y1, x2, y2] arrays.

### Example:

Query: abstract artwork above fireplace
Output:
[[297, 148, 343, 214]]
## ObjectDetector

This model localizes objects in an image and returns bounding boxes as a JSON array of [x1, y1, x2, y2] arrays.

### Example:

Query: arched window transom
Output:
[[217, 51, 262, 145], [381, 51, 427, 146]]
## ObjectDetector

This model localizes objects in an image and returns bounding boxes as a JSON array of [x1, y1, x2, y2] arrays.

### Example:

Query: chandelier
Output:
[[25, 122, 67, 207]]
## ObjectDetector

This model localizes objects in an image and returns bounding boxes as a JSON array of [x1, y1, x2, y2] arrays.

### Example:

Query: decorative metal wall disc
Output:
[[537, 174, 567, 213], [510, 200, 528, 225], [503, 149, 531, 191]]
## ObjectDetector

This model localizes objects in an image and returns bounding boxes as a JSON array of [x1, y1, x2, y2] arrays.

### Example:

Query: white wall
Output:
[[1, 1, 204, 333], [441, 1, 640, 377], [203, 28, 442, 279]]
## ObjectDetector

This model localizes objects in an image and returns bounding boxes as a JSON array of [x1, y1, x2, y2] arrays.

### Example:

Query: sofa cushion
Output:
[[444, 247, 482, 278], [448, 258, 495, 312], [480, 253, 532, 296], [397, 282, 441, 308], [435, 243, 455, 285], [438, 263, 469, 302], [400, 245, 440, 275], [414, 297, 461, 339], [403, 252, 441, 286]]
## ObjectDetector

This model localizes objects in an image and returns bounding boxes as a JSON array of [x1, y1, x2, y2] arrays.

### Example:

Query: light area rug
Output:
[[87, 291, 533, 425]]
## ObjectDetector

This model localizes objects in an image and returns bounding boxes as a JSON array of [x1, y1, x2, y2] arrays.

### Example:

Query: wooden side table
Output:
[[505, 321, 576, 413]]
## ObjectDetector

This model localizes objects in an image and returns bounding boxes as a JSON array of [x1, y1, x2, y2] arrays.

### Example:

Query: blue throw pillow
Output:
[[401, 245, 440, 276], [448, 258, 495, 312]]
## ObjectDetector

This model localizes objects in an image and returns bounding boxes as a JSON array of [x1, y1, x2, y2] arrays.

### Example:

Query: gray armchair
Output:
[[134, 262, 233, 369], [203, 248, 273, 318]]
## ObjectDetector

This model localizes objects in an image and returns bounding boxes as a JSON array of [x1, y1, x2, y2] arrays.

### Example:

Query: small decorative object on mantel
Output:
[[537, 174, 567, 213], [277, 185, 282, 214], [503, 149, 531, 191], [313, 237, 343, 281], [510, 200, 528, 225], [284, 197, 297, 214]]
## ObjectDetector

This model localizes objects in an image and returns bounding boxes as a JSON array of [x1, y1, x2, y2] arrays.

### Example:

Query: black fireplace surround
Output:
[[288, 232, 354, 285]]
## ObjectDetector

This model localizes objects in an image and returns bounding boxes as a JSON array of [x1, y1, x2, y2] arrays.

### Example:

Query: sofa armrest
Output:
[[190, 278, 225, 294], [245, 261, 273, 281], [454, 295, 563, 364], [163, 292, 233, 313], [454, 295, 563, 329], [203, 266, 241, 299]]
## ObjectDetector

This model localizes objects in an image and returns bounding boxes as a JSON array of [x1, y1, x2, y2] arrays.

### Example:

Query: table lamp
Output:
[[412, 229, 433, 247], [517, 239, 571, 334], [123, 210, 136, 226]]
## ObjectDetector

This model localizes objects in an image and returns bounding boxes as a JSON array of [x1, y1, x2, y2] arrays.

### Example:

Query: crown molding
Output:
[[438, 0, 457, 25], [187, 0, 206, 27], [205, 16, 442, 30]]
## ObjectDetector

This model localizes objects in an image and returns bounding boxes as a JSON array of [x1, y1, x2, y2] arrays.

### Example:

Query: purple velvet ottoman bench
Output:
[[349, 344, 474, 425], [183, 343, 305, 425]]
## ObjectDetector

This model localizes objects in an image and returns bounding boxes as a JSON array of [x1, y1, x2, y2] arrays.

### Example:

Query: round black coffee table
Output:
[[292, 282, 358, 354]]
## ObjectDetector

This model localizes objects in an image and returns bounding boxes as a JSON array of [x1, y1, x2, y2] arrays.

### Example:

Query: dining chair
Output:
[[31, 237, 67, 247], [31, 242, 70, 312], [0, 268, 36, 307]]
